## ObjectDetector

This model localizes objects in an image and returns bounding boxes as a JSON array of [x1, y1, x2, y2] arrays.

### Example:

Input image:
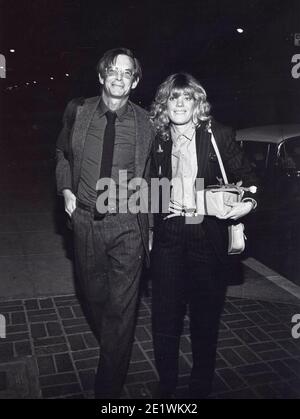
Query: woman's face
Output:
[[166, 91, 195, 127]]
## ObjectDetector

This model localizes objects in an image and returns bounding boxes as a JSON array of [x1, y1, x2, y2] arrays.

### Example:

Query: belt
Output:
[[76, 200, 116, 220], [163, 209, 198, 220]]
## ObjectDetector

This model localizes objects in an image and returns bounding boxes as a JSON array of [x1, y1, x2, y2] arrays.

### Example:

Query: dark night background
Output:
[[1, 0, 299, 129]]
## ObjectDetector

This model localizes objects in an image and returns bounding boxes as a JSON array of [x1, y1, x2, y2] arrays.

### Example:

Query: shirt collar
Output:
[[171, 123, 196, 144], [98, 98, 129, 121]]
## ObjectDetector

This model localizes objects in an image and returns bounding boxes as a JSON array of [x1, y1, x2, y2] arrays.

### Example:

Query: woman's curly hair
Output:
[[150, 73, 211, 141]]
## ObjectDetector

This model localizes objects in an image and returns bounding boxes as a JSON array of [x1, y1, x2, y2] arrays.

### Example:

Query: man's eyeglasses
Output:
[[106, 67, 134, 80]]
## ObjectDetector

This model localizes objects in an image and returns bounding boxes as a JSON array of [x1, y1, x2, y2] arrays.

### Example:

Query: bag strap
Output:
[[208, 126, 229, 184]]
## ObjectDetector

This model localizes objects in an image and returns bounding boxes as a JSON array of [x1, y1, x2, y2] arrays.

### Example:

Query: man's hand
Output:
[[217, 201, 253, 221], [62, 189, 77, 217], [149, 229, 154, 252]]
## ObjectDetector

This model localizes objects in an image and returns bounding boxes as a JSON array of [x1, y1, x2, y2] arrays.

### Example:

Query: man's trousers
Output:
[[72, 207, 144, 398], [151, 216, 227, 398]]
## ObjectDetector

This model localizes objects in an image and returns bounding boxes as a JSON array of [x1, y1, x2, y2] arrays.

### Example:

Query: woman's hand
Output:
[[217, 201, 253, 221]]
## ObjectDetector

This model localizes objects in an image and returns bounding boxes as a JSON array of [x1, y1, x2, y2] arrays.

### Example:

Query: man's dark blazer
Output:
[[56, 96, 154, 264], [150, 119, 258, 266]]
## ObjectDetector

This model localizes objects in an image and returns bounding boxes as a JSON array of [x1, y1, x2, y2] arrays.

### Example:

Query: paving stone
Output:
[[14, 340, 32, 356], [25, 300, 39, 310], [68, 334, 87, 351], [46, 322, 63, 337], [227, 320, 255, 329], [249, 341, 280, 353], [11, 312, 26, 324], [37, 355, 55, 375], [83, 333, 98, 349], [131, 344, 146, 362], [0, 305, 24, 313], [75, 358, 98, 370], [40, 372, 78, 387], [42, 383, 81, 398], [55, 353, 74, 372], [6, 324, 28, 334], [258, 349, 290, 362], [216, 387, 257, 399], [236, 362, 272, 376], [215, 357, 229, 369], [247, 327, 270, 342], [243, 372, 281, 386], [72, 305, 84, 318], [0, 300, 22, 308], [233, 346, 261, 364], [283, 358, 300, 377], [30, 323, 47, 338], [35, 343, 69, 355], [217, 338, 243, 348], [268, 360, 297, 380], [39, 298, 54, 309], [223, 302, 241, 314], [57, 307, 74, 319], [0, 342, 14, 361], [135, 326, 151, 342], [218, 348, 245, 367], [5, 332, 29, 342], [72, 348, 99, 361], [62, 318, 88, 327], [65, 324, 91, 334], [29, 314, 58, 323], [33, 336, 66, 347], [232, 328, 258, 345], [278, 340, 300, 357], [0, 371, 7, 391], [218, 368, 246, 390], [212, 373, 230, 393], [222, 313, 247, 323]]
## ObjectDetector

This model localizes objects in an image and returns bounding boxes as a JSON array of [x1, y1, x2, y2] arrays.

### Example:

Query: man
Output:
[[56, 48, 153, 398], [150, 73, 257, 398]]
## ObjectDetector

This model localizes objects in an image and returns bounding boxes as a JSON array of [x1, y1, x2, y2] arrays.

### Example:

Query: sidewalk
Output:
[[0, 278, 300, 399]]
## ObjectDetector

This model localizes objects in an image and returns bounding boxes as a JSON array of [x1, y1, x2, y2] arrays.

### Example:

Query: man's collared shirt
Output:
[[169, 124, 198, 214], [77, 99, 136, 209]]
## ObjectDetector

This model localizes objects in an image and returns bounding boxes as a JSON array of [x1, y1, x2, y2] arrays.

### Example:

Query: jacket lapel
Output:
[[72, 97, 101, 191], [196, 123, 211, 180], [132, 103, 153, 179]]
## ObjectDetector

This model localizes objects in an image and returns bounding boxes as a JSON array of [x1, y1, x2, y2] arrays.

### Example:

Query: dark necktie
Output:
[[95, 110, 117, 220]]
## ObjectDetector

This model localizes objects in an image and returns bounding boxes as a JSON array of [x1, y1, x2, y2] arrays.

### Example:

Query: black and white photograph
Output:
[[0, 0, 300, 401]]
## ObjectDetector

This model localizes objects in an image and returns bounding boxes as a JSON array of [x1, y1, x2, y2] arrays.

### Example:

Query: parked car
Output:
[[236, 124, 300, 212]]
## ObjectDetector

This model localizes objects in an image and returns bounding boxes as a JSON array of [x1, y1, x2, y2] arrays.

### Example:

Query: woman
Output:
[[150, 73, 257, 398]]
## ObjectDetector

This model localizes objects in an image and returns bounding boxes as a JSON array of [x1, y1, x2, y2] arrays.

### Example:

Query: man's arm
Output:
[[55, 98, 83, 216]]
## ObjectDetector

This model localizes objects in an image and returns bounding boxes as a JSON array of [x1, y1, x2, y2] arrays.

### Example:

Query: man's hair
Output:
[[96, 47, 142, 81], [150, 73, 211, 141]]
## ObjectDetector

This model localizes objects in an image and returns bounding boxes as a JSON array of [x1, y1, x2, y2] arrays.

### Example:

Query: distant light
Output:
[[237, 28, 244, 34], [65, 73, 70, 77], [0, 66, 4, 69], [26, 82, 30, 85], [50, 76, 54, 80], [10, 49, 15, 53], [33, 81, 37, 84]]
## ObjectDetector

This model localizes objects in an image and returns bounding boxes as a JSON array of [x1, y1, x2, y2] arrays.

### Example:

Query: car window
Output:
[[242, 141, 270, 170], [278, 136, 300, 170]]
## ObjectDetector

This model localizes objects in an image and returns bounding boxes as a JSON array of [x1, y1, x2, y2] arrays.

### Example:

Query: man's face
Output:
[[99, 54, 139, 100], [166, 91, 195, 126]]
